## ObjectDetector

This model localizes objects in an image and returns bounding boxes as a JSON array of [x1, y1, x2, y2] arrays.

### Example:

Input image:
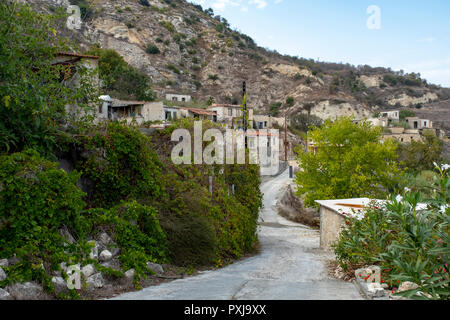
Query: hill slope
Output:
[[23, 0, 450, 130]]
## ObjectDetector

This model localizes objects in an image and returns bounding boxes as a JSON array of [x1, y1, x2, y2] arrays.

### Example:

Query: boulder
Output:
[[0, 267, 6, 281], [147, 262, 164, 275], [98, 232, 112, 245], [124, 269, 135, 280], [86, 273, 104, 290], [355, 266, 381, 283], [51, 276, 68, 295], [59, 227, 75, 244], [109, 247, 120, 257], [81, 264, 96, 278], [366, 282, 386, 297], [0, 259, 8, 267], [99, 250, 113, 262], [88, 240, 99, 260], [398, 281, 419, 293], [0, 288, 12, 300], [7, 282, 44, 300]]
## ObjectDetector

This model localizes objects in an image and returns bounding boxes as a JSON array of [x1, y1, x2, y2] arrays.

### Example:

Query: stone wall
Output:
[[319, 206, 346, 251], [277, 184, 319, 228]]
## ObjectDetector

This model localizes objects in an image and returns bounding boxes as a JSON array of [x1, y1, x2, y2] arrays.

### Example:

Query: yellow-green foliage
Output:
[[295, 117, 401, 207]]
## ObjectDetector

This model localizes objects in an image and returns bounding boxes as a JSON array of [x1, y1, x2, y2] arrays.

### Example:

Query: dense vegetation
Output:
[[333, 164, 449, 300], [295, 117, 401, 207], [0, 2, 262, 299], [86, 46, 156, 101]]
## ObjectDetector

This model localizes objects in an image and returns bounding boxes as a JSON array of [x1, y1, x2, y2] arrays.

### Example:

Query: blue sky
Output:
[[189, 0, 450, 87]]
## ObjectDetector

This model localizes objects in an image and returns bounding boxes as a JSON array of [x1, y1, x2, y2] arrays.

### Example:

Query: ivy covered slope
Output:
[[0, 121, 262, 298], [0, 2, 263, 299]]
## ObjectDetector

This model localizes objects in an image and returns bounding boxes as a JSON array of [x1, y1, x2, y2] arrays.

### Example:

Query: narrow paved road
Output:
[[113, 170, 362, 300]]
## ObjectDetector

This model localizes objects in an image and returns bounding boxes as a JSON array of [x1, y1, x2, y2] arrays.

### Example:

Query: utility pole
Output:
[[243, 81, 248, 149], [284, 110, 288, 162]]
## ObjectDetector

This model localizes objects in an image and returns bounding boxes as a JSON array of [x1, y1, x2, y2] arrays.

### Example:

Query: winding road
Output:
[[112, 170, 362, 300]]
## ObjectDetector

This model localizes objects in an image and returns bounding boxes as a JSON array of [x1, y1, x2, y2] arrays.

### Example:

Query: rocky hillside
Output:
[[23, 0, 450, 129]]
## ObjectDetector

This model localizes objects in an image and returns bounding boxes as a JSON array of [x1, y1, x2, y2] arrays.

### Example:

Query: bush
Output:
[[146, 44, 160, 54], [167, 63, 181, 74], [86, 46, 156, 101], [159, 213, 217, 266], [0, 150, 88, 291], [85, 201, 168, 282], [160, 20, 175, 33], [334, 165, 449, 300], [77, 122, 163, 209], [138, 0, 150, 6]]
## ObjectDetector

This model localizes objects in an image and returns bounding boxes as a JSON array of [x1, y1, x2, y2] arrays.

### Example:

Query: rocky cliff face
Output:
[[23, 0, 450, 128]]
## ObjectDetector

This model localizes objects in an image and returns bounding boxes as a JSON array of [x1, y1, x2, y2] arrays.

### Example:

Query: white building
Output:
[[405, 117, 433, 129], [165, 93, 192, 103]]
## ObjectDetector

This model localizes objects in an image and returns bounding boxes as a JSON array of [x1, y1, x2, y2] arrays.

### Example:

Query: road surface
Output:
[[112, 170, 362, 300]]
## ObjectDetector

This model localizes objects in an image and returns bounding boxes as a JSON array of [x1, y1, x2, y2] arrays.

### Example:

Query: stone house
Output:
[[382, 127, 422, 143], [405, 117, 433, 129], [164, 105, 180, 121], [253, 115, 288, 129], [165, 93, 192, 103], [380, 110, 400, 124], [207, 104, 254, 128], [180, 107, 217, 122], [98, 99, 165, 125], [52, 52, 100, 119]]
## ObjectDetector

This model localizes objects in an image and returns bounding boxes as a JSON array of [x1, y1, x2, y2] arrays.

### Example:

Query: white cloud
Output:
[[249, 0, 267, 9]]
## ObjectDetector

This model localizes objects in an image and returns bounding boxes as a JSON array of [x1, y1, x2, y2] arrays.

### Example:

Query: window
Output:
[[228, 108, 233, 116], [99, 104, 103, 114], [172, 97, 177, 101], [264, 121, 268, 127], [182, 97, 186, 102]]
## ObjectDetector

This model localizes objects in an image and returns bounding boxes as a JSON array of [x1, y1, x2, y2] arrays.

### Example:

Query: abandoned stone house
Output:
[[180, 107, 218, 122], [52, 52, 100, 118], [405, 117, 433, 129], [207, 104, 254, 128], [165, 93, 191, 103], [253, 115, 289, 130]]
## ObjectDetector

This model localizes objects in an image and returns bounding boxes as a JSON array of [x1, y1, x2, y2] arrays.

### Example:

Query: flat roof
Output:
[[208, 104, 253, 109], [315, 198, 375, 218], [315, 198, 427, 219], [181, 107, 217, 116]]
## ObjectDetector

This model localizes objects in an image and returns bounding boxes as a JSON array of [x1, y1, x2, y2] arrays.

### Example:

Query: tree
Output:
[[0, 1, 98, 156], [397, 131, 444, 172], [87, 46, 155, 101], [295, 117, 401, 207]]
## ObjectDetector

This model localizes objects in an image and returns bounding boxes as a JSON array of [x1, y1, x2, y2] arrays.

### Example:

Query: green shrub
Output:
[[78, 122, 163, 209], [167, 64, 181, 74], [160, 20, 175, 33], [334, 165, 449, 300], [85, 201, 168, 282], [146, 44, 160, 54], [0, 150, 88, 290], [159, 212, 217, 266], [86, 46, 156, 101]]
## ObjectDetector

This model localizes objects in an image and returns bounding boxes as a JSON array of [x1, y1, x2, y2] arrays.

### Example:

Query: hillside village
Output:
[[0, 0, 449, 302]]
